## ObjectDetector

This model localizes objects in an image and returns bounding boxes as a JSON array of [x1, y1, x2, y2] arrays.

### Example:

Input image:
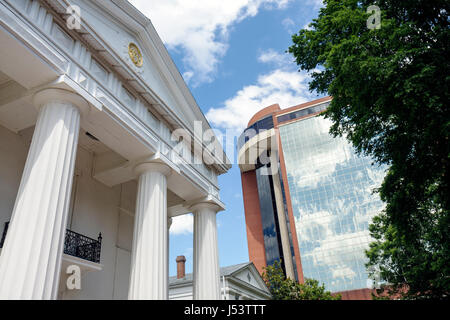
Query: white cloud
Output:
[[281, 17, 295, 33], [303, 22, 314, 31], [129, 0, 292, 85], [296, 211, 372, 280], [282, 117, 386, 192], [182, 71, 194, 83], [170, 214, 193, 235], [306, 0, 325, 9], [205, 48, 318, 134], [283, 117, 355, 189], [257, 48, 293, 67], [206, 67, 315, 134]]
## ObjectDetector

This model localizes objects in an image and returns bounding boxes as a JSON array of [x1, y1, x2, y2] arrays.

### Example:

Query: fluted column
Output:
[[192, 202, 221, 300], [0, 88, 88, 299], [167, 217, 172, 297], [128, 162, 171, 300]]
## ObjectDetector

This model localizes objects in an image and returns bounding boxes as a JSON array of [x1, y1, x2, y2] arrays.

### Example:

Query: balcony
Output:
[[63, 229, 102, 264], [0, 221, 102, 264]]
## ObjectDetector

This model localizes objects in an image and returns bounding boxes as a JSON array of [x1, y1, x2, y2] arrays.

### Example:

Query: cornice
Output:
[[1, 0, 225, 192], [86, 0, 232, 173], [38, 0, 230, 174]]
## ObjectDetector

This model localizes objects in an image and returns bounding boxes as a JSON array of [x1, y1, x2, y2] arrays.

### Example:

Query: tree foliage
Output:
[[288, 0, 449, 299], [262, 260, 341, 300]]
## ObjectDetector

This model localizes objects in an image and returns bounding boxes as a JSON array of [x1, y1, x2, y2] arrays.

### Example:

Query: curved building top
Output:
[[238, 96, 332, 154], [247, 104, 281, 127]]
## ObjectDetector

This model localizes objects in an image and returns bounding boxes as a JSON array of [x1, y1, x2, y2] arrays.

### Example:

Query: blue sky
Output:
[[129, 0, 325, 276]]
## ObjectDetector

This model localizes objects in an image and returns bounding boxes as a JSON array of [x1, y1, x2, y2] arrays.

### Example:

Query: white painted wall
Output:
[[0, 124, 137, 300], [0, 125, 28, 233], [61, 147, 138, 300], [0, 124, 244, 300], [169, 277, 270, 301], [169, 285, 193, 300]]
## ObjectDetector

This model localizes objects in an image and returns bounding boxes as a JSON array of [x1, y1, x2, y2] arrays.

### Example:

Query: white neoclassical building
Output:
[[169, 257, 271, 301], [0, 0, 231, 300]]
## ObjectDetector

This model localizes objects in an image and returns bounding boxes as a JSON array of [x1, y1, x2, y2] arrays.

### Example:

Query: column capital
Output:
[[190, 201, 222, 214], [133, 161, 172, 177], [33, 88, 90, 116]]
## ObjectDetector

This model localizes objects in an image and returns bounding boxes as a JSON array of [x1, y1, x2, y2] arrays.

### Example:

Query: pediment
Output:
[[70, 0, 203, 133], [231, 264, 270, 294]]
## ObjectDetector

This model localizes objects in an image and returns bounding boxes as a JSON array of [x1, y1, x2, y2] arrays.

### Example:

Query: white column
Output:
[[192, 202, 221, 300], [0, 88, 88, 299], [128, 162, 171, 300], [167, 217, 172, 299]]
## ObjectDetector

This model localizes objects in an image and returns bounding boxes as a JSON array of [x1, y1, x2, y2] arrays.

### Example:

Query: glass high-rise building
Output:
[[238, 97, 386, 299]]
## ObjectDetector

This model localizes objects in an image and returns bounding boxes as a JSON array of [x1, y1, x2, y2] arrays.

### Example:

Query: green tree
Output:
[[288, 0, 449, 299], [262, 260, 341, 300]]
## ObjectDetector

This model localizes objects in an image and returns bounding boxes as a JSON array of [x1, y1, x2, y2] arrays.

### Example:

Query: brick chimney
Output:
[[176, 255, 186, 279]]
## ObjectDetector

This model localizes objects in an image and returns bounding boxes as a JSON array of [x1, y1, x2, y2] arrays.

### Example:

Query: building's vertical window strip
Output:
[[255, 152, 286, 275], [278, 168, 299, 282]]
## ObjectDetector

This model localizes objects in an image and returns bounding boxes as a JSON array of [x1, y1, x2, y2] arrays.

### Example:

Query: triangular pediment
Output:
[[230, 264, 271, 294], [71, 0, 206, 133]]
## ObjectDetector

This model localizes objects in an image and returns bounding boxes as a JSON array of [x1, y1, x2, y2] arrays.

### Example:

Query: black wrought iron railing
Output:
[[0, 222, 102, 264], [64, 229, 102, 264]]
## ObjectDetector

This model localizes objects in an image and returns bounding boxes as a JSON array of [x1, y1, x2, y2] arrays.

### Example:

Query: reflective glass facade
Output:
[[277, 102, 329, 124], [279, 115, 386, 292], [278, 171, 299, 281]]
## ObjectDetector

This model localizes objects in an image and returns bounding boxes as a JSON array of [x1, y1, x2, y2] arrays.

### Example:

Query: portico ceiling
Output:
[[0, 71, 10, 86], [40, 0, 231, 174], [0, 0, 226, 214]]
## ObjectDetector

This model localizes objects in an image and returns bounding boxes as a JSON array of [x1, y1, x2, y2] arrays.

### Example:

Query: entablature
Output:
[[0, 0, 228, 205]]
